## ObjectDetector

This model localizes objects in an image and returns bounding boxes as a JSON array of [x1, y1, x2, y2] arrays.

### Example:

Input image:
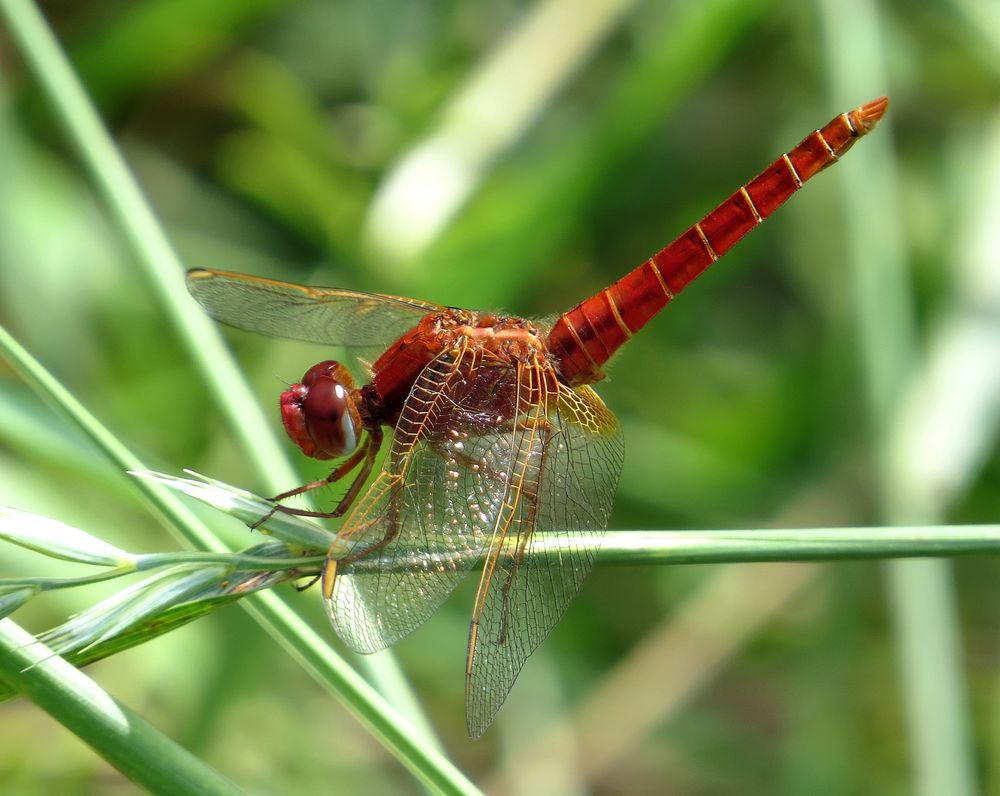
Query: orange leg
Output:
[[322, 440, 404, 599], [252, 428, 383, 530]]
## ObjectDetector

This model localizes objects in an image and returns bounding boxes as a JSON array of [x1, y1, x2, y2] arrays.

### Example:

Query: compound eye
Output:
[[301, 360, 349, 388], [280, 361, 361, 460]]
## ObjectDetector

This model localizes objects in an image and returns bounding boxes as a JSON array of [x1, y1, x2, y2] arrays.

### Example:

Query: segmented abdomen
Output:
[[547, 97, 888, 386]]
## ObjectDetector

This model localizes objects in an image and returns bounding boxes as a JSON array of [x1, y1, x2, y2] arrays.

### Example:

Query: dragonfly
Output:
[[187, 97, 887, 738]]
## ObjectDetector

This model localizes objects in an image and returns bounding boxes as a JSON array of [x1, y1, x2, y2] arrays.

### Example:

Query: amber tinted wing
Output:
[[186, 269, 440, 349], [464, 378, 623, 738], [325, 346, 526, 653]]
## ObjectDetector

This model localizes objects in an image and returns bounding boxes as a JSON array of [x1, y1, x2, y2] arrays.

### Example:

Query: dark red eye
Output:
[[280, 361, 361, 460]]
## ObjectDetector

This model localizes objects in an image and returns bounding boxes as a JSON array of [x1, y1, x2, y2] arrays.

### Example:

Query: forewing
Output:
[[464, 381, 624, 738], [186, 269, 439, 348], [326, 349, 526, 653]]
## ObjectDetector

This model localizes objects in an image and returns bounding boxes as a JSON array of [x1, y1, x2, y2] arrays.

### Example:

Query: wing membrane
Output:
[[325, 347, 523, 653], [464, 382, 623, 738], [186, 269, 440, 349], [317, 332, 621, 736]]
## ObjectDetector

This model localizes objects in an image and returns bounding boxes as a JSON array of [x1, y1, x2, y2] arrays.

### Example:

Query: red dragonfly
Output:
[[188, 97, 886, 738]]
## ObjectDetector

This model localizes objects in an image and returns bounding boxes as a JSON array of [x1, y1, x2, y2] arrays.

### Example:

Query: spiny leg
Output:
[[272, 446, 368, 503], [329, 427, 383, 518], [252, 430, 382, 530], [322, 446, 406, 600]]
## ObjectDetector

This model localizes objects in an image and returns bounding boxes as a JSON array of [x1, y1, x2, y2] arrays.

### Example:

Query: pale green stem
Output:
[[818, 2, 978, 794], [0, 619, 244, 794], [0, 0, 440, 765]]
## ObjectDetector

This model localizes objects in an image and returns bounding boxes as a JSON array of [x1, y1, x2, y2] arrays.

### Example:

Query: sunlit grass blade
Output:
[[131, 469, 338, 552], [0, 587, 37, 619], [818, 2, 978, 794], [0, 507, 132, 566], [0, 506, 324, 594], [0, 619, 243, 795], [0, 325, 475, 793], [0, 0, 433, 756], [364, 0, 640, 262]]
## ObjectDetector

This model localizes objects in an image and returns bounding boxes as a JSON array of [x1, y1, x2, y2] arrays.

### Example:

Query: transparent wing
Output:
[[186, 269, 441, 349], [464, 379, 624, 738], [325, 347, 527, 653]]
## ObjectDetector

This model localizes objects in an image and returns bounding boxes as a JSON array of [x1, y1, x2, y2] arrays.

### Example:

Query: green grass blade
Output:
[[0, 325, 478, 793], [238, 600, 479, 795], [347, 526, 1000, 571], [0, 323, 223, 551], [0, 619, 244, 795], [147, 470, 1000, 564], [0, 0, 440, 767], [818, 2, 979, 794], [0, 0, 292, 490]]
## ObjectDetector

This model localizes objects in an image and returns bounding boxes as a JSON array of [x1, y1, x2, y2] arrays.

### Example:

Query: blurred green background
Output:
[[1, 0, 999, 793]]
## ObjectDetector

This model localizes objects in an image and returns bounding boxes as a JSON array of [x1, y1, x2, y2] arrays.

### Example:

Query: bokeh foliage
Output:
[[1, 1, 999, 793]]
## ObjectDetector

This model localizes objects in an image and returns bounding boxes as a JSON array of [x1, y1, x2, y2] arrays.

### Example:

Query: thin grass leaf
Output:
[[0, 507, 133, 566], [344, 525, 1000, 573], [364, 0, 640, 261], [0, 619, 243, 795], [0, 322, 228, 554], [818, 3, 978, 793], [37, 540, 308, 658], [0, 587, 37, 618], [131, 469, 338, 552], [0, 325, 466, 790], [42, 565, 230, 656], [138, 469, 1000, 568], [0, 1, 436, 761]]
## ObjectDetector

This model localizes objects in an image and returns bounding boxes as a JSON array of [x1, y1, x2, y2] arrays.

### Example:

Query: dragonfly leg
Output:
[[329, 427, 383, 518], [323, 442, 404, 599], [274, 446, 367, 502], [251, 428, 382, 529], [294, 574, 322, 592]]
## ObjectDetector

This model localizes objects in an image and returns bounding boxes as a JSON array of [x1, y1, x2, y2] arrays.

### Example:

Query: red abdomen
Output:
[[547, 97, 888, 386]]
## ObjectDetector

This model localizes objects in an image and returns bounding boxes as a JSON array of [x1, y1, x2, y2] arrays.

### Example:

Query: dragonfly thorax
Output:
[[453, 312, 549, 363]]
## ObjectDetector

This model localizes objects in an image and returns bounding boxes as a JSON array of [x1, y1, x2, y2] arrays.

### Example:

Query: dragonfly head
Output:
[[280, 361, 362, 460]]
